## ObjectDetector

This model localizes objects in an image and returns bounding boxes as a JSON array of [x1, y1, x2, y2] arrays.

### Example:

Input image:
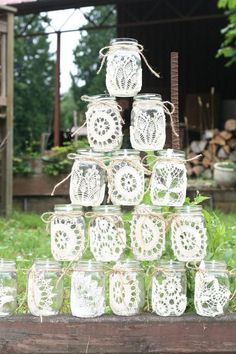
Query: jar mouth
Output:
[[54, 204, 73, 212], [158, 260, 185, 271], [0, 259, 16, 271], [92, 205, 121, 214], [134, 93, 162, 101], [83, 94, 116, 102], [201, 260, 227, 271], [110, 38, 138, 46], [113, 259, 142, 271], [74, 260, 104, 272], [157, 149, 185, 159], [134, 204, 163, 213], [112, 149, 140, 157], [76, 149, 105, 158], [34, 259, 61, 270], [174, 205, 203, 213]]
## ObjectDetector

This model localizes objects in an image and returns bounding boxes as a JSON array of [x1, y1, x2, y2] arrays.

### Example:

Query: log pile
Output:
[[187, 119, 236, 178]]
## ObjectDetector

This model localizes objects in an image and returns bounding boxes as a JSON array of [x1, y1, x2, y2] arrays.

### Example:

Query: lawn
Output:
[[0, 208, 235, 314]]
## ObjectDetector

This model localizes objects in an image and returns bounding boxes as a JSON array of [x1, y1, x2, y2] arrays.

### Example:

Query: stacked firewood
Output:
[[187, 119, 236, 178]]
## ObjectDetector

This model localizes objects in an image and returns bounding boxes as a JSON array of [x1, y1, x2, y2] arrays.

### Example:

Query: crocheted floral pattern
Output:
[[171, 216, 207, 262], [151, 161, 187, 206], [90, 216, 126, 262], [71, 272, 105, 318], [130, 212, 165, 261], [108, 161, 144, 205], [109, 272, 143, 315], [86, 104, 123, 152], [130, 108, 166, 151], [0, 281, 16, 315], [194, 271, 230, 317], [70, 162, 106, 206], [152, 274, 187, 316], [106, 53, 142, 97], [51, 216, 85, 261]]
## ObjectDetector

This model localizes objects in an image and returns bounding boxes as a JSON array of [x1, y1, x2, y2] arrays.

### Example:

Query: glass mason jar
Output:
[[89, 206, 126, 262], [130, 204, 165, 261], [130, 94, 166, 151], [108, 149, 145, 206], [194, 261, 231, 317], [106, 38, 142, 97], [109, 260, 145, 316], [70, 260, 105, 318], [50, 204, 86, 262], [170, 205, 207, 262], [0, 260, 17, 316], [84, 95, 123, 152], [27, 259, 63, 317], [150, 149, 187, 206], [152, 260, 187, 316], [69, 149, 106, 207]]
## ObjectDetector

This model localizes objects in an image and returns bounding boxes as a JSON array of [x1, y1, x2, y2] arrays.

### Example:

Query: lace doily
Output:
[[108, 162, 144, 205], [171, 216, 207, 262], [130, 109, 166, 151], [109, 272, 143, 315], [0, 281, 16, 315], [28, 270, 61, 316], [71, 271, 105, 318], [90, 216, 126, 262], [51, 216, 85, 261], [106, 53, 142, 97], [194, 271, 230, 317], [151, 161, 187, 206], [130, 211, 165, 261], [86, 104, 123, 152], [152, 273, 187, 316], [69, 162, 106, 206]]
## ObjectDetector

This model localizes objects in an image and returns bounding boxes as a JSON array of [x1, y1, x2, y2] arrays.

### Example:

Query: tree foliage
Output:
[[217, 0, 236, 66], [14, 14, 55, 152], [71, 6, 116, 118]]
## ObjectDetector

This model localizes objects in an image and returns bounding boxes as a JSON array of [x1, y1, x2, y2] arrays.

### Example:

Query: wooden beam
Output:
[[0, 96, 7, 106], [0, 314, 235, 353], [53, 31, 61, 147], [171, 52, 180, 149]]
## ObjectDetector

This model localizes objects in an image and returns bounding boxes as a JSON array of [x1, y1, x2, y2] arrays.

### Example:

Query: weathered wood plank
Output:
[[0, 314, 235, 354]]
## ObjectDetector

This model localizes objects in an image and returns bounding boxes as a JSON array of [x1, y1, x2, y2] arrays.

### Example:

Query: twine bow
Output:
[[97, 43, 160, 79], [41, 211, 84, 233]]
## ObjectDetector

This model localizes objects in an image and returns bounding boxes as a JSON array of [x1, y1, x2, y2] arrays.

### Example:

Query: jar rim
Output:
[[112, 149, 140, 157], [112, 259, 142, 271], [0, 259, 16, 271], [134, 204, 163, 213], [202, 260, 227, 271], [76, 149, 105, 157], [33, 259, 61, 270], [174, 205, 203, 213], [110, 38, 138, 45], [158, 260, 185, 271], [92, 205, 121, 213], [134, 93, 162, 101], [83, 94, 116, 102], [54, 204, 73, 212], [157, 149, 185, 159], [74, 260, 104, 271]]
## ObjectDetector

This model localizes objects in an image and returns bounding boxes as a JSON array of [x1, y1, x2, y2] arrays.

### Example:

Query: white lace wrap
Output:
[[89, 215, 126, 262], [69, 160, 106, 207], [194, 266, 230, 317], [151, 158, 187, 206], [0, 281, 16, 316], [70, 271, 105, 318], [130, 206, 165, 261], [108, 159, 145, 206], [171, 216, 207, 262], [51, 213, 86, 261], [152, 273, 187, 316]]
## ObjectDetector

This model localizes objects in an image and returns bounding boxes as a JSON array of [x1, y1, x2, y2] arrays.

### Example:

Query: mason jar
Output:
[[0, 260, 17, 316], [150, 149, 187, 206], [130, 94, 166, 151], [152, 260, 187, 316], [50, 204, 86, 262], [130, 204, 165, 261], [83, 94, 123, 152], [108, 149, 145, 206], [109, 260, 145, 316], [194, 261, 231, 317], [89, 206, 126, 262], [170, 205, 207, 262], [105, 38, 142, 97], [69, 150, 106, 206], [70, 260, 105, 318], [27, 259, 63, 317]]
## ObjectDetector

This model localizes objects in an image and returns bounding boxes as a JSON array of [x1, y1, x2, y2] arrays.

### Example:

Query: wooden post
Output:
[[53, 31, 61, 147], [171, 52, 180, 149]]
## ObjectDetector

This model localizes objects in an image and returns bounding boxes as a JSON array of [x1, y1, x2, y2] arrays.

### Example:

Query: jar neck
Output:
[[157, 260, 185, 272], [0, 259, 16, 272], [33, 259, 61, 271], [76, 149, 105, 159], [157, 149, 185, 160], [133, 93, 162, 103], [201, 261, 227, 272], [112, 149, 140, 160], [74, 260, 104, 272], [110, 38, 139, 47], [174, 205, 203, 216], [134, 204, 163, 214], [92, 205, 121, 215], [113, 259, 142, 272]]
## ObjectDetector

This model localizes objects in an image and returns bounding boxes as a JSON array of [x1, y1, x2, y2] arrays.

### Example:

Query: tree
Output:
[[14, 14, 55, 152], [217, 0, 236, 66], [71, 5, 116, 118]]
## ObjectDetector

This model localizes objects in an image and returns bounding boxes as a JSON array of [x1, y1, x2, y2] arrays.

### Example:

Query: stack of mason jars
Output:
[[0, 38, 231, 319]]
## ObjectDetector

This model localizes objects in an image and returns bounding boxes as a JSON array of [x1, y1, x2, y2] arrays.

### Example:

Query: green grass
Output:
[[0, 208, 236, 314]]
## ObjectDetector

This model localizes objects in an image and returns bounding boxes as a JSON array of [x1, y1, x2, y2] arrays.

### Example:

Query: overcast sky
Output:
[[48, 8, 90, 93]]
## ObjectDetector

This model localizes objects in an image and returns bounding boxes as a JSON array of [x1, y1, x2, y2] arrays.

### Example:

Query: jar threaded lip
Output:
[[112, 149, 140, 157], [33, 259, 61, 270], [92, 205, 121, 214], [76, 149, 105, 157], [174, 205, 203, 213], [134, 93, 162, 101], [0, 259, 16, 271], [157, 149, 185, 159], [74, 260, 104, 272], [112, 259, 142, 271], [157, 260, 185, 271], [134, 204, 163, 213], [201, 260, 227, 271], [110, 38, 138, 45], [83, 94, 116, 101]]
